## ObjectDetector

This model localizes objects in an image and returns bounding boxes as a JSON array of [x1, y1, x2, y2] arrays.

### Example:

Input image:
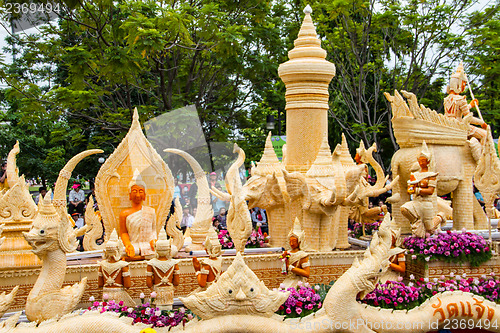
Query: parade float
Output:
[[0, 5, 498, 333]]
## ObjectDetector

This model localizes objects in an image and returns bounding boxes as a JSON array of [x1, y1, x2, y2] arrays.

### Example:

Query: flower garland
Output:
[[361, 273, 500, 310], [276, 282, 323, 318], [404, 229, 492, 267], [87, 293, 193, 328]]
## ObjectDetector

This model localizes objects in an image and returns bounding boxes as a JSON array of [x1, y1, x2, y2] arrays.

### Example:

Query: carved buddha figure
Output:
[[191, 227, 222, 294], [97, 229, 135, 306], [146, 229, 180, 310], [281, 218, 310, 289], [400, 141, 445, 237], [119, 169, 156, 260]]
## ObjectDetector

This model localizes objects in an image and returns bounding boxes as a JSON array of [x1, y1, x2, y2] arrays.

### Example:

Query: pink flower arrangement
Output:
[[246, 227, 270, 248], [404, 230, 492, 267], [217, 229, 234, 249], [349, 221, 381, 239], [86, 299, 192, 328], [277, 283, 322, 318], [217, 227, 270, 249], [361, 274, 500, 310]]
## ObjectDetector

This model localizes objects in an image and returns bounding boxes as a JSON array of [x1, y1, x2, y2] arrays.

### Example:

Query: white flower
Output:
[[462, 227, 467, 233], [305, 282, 310, 288], [140, 293, 145, 299], [433, 278, 438, 282], [314, 285, 320, 290], [409, 282, 414, 287], [102, 294, 109, 301], [127, 308, 133, 313], [169, 312, 175, 318], [180, 307, 186, 313], [474, 279, 480, 285], [411, 255, 417, 260], [456, 275, 461, 281], [155, 310, 161, 316], [462, 273, 467, 278], [150, 291, 157, 298], [481, 274, 487, 279], [410, 274, 415, 280], [89, 296, 95, 302], [440, 275, 445, 280], [297, 281, 303, 286], [425, 256, 430, 262], [424, 278, 429, 282], [450, 272, 455, 277]]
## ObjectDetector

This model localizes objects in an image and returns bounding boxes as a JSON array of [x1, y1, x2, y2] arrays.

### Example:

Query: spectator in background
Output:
[[0, 162, 8, 191], [68, 183, 85, 216], [212, 183, 226, 213], [251, 207, 268, 233], [474, 186, 485, 207], [180, 206, 194, 234], [188, 182, 198, 209], [34, 187, 48, 205], [216, 207, 227, 229], [86, 185, 97, 209], [173, 178, 181, 200], [209, 172, 217, 188]]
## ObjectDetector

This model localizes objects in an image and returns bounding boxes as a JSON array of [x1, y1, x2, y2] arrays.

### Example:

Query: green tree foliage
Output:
[[466, 3, 500, 136], [0, 0, 294, 178]]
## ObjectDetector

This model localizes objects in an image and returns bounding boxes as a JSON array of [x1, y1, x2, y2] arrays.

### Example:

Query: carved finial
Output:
[[304, 4, 312, 14], [204, 227, 222, 257], [288, 217, 305, 247], [451, 61, 466, 81], [253, 132, 281, 177], [155, 228, 172, 255], [419, 140, 431, 161], [306, 132, 335, 188], [128, 168, 147, 190], [104, 229, 121, 261]]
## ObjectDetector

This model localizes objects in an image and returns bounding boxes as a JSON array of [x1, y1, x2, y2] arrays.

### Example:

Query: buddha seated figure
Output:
[[119, 171, 157, 260]]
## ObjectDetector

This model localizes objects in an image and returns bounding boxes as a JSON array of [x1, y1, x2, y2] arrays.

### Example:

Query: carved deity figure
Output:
[[98, 229, 135, 307], [346, 142, 395, 239], [191, 227, 222, 294], [119, 169, 157, 260], [281, 218, 310, 289], [444, 62, 487, 144], [379, 215, 405, 283], [400, 141, 445, 237], [146, 229, 180, 310]]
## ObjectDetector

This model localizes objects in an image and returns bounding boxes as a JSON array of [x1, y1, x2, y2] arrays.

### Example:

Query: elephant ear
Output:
[[283, 170, 308, 200]]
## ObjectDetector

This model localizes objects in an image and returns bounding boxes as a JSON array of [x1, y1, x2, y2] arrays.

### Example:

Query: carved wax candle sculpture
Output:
[[347, 141, 395, 239], [98, 229, 135, 307], [119, 169, 156, 260], [190, 227, 222, 294], [281, 218, 310, 289], [444, 62, 487, 145], [379, 214, 405, 283], [400, 141, 445, 238], [146, 229, 180, 310]]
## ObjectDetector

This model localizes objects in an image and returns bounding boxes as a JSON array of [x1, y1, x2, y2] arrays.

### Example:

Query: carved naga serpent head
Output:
[[24, 149, 102, 258]]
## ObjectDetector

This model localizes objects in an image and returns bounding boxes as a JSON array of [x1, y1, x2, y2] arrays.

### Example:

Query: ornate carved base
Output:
[[405, 253, 500, 280], [0, 250, 362, 310]]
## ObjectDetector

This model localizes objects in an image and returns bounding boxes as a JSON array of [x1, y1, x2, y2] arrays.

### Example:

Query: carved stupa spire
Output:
[[278, 5, 336, 172], [306, 133, 335, 189], [253, 132, 282, 177], [338, 133, 356, 168]]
